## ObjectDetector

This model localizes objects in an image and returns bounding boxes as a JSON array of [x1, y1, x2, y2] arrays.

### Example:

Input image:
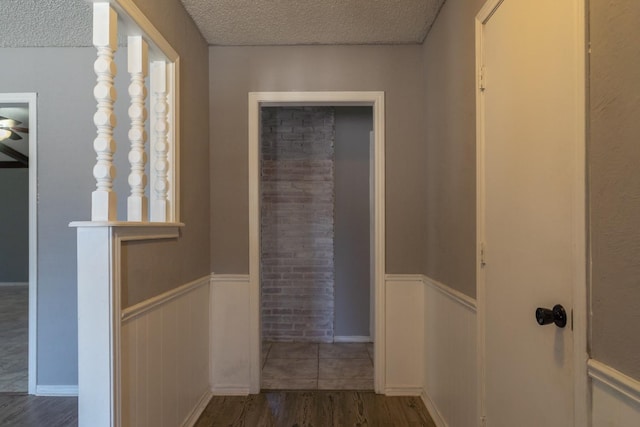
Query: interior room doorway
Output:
[[259, 106, 374, 390], [247, 91, 386, 394], [0, 93, 37, 394]]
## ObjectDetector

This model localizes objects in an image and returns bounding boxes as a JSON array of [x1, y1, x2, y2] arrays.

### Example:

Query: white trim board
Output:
[[333, 336, 371, 343], [384, 386, 422, 396], [181, 391, 213, 427], [588, 359, 640, 405], [35, 385, 79, 397], [210, 385, 251, 396], [421, 390, 448, 427], [248, 91, 386, 394], [386, 274, 477, 311], [421, 275, 476, 312], [210, 273, 251, 283], [121, 275, 209, 322], [0, 92, 38, 396]]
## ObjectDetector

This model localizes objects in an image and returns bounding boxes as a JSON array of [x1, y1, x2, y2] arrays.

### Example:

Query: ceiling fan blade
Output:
[[11, 127, 29, 134], [0, 118, 21, 127], [8, 131, 23, 140], [0, 142, 28, 166]]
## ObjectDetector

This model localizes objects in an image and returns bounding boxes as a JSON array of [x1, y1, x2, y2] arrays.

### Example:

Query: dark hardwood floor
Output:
[[0, 394, 77, 427], [0, 391, 434, 426], [195, 391, 436, 427]]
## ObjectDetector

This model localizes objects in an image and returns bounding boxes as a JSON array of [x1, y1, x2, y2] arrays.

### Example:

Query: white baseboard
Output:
[[0, 282, 28, 287], [181, 391, 213, 427], [421, 390, 448, 427], [333, 336, 371, 343], [210, 385, 251, 396], [35, 385, 79, 396], [384, 386, 422, 396]]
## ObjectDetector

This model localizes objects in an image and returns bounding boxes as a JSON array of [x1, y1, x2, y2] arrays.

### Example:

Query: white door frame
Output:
[[475, 1, 588, 425], [0, 92, 38, 394], [248, 91, 386, 393]]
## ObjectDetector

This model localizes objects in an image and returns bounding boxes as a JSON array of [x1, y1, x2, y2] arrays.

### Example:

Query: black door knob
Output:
[[535, 304, 567, 328]]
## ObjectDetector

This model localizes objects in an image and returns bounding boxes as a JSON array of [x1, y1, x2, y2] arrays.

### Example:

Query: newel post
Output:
[[92, 2, 118, 221]]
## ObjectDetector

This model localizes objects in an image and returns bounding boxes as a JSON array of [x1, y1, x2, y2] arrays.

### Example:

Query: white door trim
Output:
[[0, 92, 38, 394], [474, 1, 587, 426], [248, 91, 386, 393]]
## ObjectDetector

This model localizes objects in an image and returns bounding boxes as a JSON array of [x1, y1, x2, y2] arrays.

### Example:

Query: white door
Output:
[[477, 0, 585, 425]]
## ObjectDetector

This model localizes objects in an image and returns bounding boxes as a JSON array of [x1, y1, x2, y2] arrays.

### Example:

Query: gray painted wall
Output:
[[0, 0, 209, 386], [0, 47, 101, 385], [0, 168, 28, 282], [421, 0, 486, 298], [209, 44, 427, 275], [334, 107, 372, 337], [589, 0, 640, 380], [121, 0, 211, 308]]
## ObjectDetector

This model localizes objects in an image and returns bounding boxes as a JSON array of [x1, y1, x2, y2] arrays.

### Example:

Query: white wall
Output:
[[422, 276, 477, 427], [384, 275, 424, 395], [210, 274, 252, 395]]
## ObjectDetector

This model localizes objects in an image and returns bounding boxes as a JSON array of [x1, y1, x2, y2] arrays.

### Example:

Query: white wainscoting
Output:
[[589, 359, 640, 427], [120, 275, 211, 427], [422, 275, 477, 427], [210, 274, 252, 395], [384, 275, 424, 395]]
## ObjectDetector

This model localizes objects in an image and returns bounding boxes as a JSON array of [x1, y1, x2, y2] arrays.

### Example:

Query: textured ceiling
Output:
[[0, 0, 93, 47], [180, 0, 445, 45], [1, 0, 444, 48]]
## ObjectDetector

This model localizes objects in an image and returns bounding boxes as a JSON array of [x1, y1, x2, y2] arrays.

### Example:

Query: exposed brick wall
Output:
[[261, 107, 335, 342]]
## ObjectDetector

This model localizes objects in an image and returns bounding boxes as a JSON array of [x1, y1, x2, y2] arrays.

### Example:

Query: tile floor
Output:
[[261, 342, 374, 390]]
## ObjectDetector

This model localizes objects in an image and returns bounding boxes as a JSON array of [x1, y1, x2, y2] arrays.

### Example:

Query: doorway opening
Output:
[[259, 106, 374, 390], [247, 92, 386, 393], [0, 93, 37, 394]]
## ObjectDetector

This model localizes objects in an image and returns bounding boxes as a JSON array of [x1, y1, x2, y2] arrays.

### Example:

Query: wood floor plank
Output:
[[195, 391, 436, 427], [0, 394, 77, 427]]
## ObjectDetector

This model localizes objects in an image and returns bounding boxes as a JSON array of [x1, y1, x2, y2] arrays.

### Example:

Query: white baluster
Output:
[[127, 36, 149, 222], [92, 3, 118, 222], [150, 61, 170, 222]]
